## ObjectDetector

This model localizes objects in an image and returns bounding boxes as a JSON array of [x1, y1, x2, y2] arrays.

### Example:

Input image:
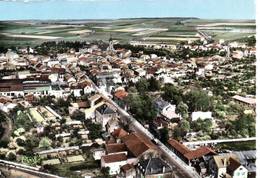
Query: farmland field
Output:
[[0, 18, 256, 47]]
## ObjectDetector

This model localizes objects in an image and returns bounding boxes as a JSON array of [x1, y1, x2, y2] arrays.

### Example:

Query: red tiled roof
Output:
[[105, 143, 127, 154], [122, 133, 149, 157], [102, 153, 127, 163], [184, 146, 216, 160], [114, 90, 128, 100], [121, 164, 134, 172], [77, 101, 89, 108], [168, 139, 190, 155], [168, 139, 216, 160], [112, 128, 128, 139]]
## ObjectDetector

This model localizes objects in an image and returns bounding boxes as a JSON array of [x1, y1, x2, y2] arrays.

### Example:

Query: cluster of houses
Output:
[[168, 139, 256, 178], [0, 38, 256, 178]]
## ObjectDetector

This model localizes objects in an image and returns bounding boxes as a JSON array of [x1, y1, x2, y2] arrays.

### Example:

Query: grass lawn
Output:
[[215, 140, 256, 151], [45, 160, 100, 178]]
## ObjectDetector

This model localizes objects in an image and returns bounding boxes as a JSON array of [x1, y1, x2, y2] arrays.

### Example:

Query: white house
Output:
[[212, 154, 248, 178], [91, 148, 106, 160], [154, 97, 180, 120], [191, 111, 212, 121], [101, 153, 127, 175]]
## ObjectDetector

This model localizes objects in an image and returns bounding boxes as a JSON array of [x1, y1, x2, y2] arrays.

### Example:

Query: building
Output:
[[232, 95, 256, 108], [136, 157, 173, 178], [118, 163, 136, 178], [191, 111, 213, 121], [95, 103, 118, 131], [168, 139, 216, 166], [101, 153, 127, 175], [211, 154, 248, 178], [234, 150, 256, 178]]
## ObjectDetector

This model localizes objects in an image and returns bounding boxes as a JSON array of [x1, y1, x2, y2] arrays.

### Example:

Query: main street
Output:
[[90, 80, 201, 178]]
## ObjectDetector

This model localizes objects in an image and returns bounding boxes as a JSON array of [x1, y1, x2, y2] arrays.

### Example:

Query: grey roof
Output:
[[154, 97, 170, 111], [137, 158, 172, 175], [234, 150, 256, 173], [96, 104, 117, 115]]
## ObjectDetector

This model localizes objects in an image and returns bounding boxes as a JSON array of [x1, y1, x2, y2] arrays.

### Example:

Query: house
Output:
[[95, 103, 118, 131], [232, 95, 256, 108], [105, 143, 128, 156], [154, 98, 180, 121], [211, 154, 248, 178], [228, 158, 248, 178], [136, 157, 173, 178], [121, 133, 157, 162], [233, 150, 256, 178], [101, 153, 127, 175], [191, 111, 213, 121], [89, 94, 103, 108], [168, 139, 216, 166], [91, 148, 106, 160], [106, 117, 120, 133], [112, 128, 129, 143], [118, 163, 136, 178], [114, 89, 128, 101]]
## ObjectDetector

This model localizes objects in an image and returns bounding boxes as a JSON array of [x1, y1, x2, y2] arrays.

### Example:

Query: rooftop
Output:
[[122, 133, 150, 157], [105, 143, 127, 154], [102, 153, 127, 163]]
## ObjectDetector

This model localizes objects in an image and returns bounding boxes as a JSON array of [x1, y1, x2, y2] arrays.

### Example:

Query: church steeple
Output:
[[107, 33, 115, 52]]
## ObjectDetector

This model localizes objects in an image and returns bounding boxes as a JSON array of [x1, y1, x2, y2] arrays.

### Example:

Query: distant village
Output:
[[0, 36, 256, 178]]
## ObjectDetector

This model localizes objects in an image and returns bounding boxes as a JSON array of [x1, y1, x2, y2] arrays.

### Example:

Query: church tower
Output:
[[107, 34, 115, 52]]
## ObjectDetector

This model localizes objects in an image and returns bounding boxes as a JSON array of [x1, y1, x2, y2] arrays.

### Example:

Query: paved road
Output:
[[0, 159, 63, 178], [183, 137, 256, 148], [90, 81, 201, 178]]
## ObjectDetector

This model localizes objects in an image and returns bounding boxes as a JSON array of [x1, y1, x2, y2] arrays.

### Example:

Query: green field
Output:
[[0, 18, 256, 47], [215, 140, 256, 151]]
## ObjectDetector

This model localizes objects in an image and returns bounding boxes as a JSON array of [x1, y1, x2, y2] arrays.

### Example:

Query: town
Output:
[[0, 27, 256, 178]]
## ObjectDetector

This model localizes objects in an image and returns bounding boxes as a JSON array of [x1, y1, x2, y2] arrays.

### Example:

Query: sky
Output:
[[0, 0, 256, 20]]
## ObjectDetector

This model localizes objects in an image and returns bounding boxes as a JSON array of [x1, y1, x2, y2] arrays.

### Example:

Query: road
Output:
[[183, 137, 256, 148], [0, 159, 63, 178], [90, 80, 201, 178], [197, 30, 212, 42]]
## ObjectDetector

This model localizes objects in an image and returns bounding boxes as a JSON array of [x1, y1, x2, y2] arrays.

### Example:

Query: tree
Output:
[[148, 77, 161, 91], [179, 119, 190, 133], [232, 113, 255, 137], [0, 111, 6, 138], [136, 78, 149, 93], [88, 123, 102, 140], [184, 89, 213, 111], [71, 110, 85, 121], [24, 136, 40, 156], [191, 118, 212, 133], [6, 151, 16, 161], [159, 127, 169, 144], [125, 94, 156, 122], [172, 127, 182, 141], [101, 167, 110, 178], [56, 98, 70, 108], [39, 137, 52, 149], [176, 102, 189, 118], [15, 110, 35, 131], [162, 85, 182, 104]]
